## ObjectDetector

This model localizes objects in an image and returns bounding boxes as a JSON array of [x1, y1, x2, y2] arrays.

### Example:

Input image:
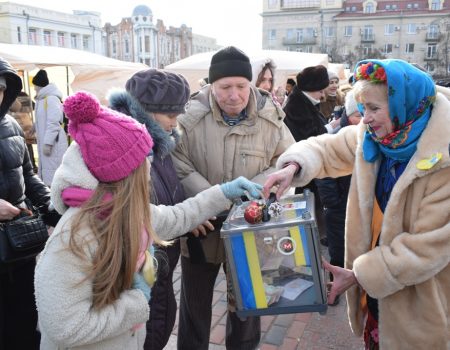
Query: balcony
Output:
[[280, 0, 320, 10], [282, 36, 317, 45], [424, 52, 438, 60], [361, 34, 375, 43], [425, 32, 441, 41]]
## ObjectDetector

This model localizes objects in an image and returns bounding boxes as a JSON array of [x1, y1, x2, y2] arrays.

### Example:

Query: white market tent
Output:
[[165, 49, 330, 93], [0, 43, 148, 103]]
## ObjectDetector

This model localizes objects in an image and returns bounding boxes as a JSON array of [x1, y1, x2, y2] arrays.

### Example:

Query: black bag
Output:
[[0, 205, 49, 264]]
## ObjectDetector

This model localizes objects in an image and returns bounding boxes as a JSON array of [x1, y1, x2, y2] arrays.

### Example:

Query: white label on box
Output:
[[282, 278, 314, 300], [283, 201, 306, 210]]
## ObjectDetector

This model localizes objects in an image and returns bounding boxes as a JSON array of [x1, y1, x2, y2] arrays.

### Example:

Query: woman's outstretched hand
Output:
[[322, 259, 359, 305], [262, 164, 297, 200]]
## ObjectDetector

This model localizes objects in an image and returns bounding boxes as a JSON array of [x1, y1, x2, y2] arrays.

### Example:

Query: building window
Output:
[[145, 35, 150, 52], [385, 24, 395, 35], [362, 44, 372, 55], [57, 32, 65, 47], [364, 2, 375, 13], [28, 28, 37, 45], [407, 23, 416, 34], [43, 30, 51, 46], [407, 3, 412, 9], [125, 39, 129, 54], [71, 34, 77, 48], [112, 39, 117, 54], [425, 63, 435, 72], [296, 29, 303, 43], [431, 0, 441, 10], [385, 4, 391, 10], [344, 26, 352, 36], [325, 26, 334, 37], [17, 26, 21, 43], [83, 35, 89, 50], [351, 6, 356, 11], [405, 43, 414, 53], [345, 6, 350, 11], [413, 3, 419, 8], [384, 43, 393, 53], [392, 4, 397, 10], [269, 29, 276, 41], [427, 44, 437, 59], [362, 25, 374, 39]]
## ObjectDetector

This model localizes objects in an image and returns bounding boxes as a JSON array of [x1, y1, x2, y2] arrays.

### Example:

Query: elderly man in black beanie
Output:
[[172, 46, 295, 350], [108, 68, 195, 350]]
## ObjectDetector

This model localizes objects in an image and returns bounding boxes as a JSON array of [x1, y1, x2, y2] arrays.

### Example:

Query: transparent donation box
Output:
[[220, 191, 327, 317]]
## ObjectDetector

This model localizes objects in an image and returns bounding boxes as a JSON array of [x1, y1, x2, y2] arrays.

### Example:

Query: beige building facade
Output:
[[104, 5, 218, 68], [0, 2, 104, 54], [262, 0, 450, 76]]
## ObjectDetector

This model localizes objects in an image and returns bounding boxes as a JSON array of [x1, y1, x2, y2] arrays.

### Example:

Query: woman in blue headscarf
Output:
[[262, 59, 450, 349]]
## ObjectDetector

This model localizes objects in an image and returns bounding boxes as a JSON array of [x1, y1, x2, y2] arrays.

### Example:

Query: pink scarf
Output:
[[62, 187, 150, 270]]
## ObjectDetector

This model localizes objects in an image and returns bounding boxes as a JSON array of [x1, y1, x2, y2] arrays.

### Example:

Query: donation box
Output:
[[220, 191, 327, 317]]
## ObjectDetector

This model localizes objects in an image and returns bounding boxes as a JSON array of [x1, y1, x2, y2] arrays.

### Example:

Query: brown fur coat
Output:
[[277, 93, 450, 349]]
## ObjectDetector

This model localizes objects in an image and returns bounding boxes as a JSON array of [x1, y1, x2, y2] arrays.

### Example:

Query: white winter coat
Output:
[[34, 83, 68, 186], [35, 143, 233, 350]]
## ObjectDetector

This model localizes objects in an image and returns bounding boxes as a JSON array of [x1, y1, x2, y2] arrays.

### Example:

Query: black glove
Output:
[[38, 204, 62, 227]]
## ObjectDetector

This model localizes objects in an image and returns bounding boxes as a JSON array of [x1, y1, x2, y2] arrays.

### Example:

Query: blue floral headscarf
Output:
[[354, 59, 436, 162]]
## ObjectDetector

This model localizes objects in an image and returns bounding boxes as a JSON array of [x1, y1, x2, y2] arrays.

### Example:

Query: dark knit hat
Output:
[[32, 69, 49, 87], [208, 46, 252, 84], [296, 65, 329, 92], [126, 69, 190, 114], [286, 78, 296, 86]]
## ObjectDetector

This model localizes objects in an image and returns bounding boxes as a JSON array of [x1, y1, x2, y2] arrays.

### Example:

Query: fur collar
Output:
[[108, 90, 179, 159]]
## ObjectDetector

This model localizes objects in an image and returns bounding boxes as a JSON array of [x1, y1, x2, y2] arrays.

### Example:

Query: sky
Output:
[[14, 0, 264, 52]]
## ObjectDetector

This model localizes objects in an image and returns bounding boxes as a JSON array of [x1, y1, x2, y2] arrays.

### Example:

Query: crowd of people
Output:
[[0, 45, 449, 350]]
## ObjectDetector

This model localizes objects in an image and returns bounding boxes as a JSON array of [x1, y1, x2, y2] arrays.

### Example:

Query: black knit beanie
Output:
[[208, 46, 252, 84], [296, 65, 329, 92], [32, 69, 49, 87], [126, 69, 190, 114]]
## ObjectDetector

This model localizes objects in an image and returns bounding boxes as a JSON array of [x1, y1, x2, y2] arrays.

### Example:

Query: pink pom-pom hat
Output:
[[63, 91, 154, 183]]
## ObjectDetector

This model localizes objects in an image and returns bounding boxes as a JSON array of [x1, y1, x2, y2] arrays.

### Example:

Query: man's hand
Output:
[[322, 259, 359, 305], [0, 199, 20, 221], [262, 164, 297, 200], [191, 218, 215, 237]]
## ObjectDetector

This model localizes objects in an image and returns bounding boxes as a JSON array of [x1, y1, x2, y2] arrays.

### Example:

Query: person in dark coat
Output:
[[283, 65, 329, 142], [283, 65, 330, 243], [108, 69, 200, 350], [0, 57, 52, 349]]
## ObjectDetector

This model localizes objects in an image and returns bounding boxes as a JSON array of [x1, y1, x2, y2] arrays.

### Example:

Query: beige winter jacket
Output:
[[276, 92, 450, 349], [172, 85, 295, 263]]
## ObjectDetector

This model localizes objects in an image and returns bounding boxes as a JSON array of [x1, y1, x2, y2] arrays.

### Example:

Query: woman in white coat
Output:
[[34, 91, 262, 350], [32, 69, 68, 186]]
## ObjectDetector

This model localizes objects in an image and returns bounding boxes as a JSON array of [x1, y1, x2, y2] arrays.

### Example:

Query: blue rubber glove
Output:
[[132, 272, 151, 302], [220, 176, 263, 200]]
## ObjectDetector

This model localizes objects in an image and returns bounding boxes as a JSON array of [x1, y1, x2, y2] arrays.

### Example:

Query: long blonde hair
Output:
[[69, 161, 163, 309]]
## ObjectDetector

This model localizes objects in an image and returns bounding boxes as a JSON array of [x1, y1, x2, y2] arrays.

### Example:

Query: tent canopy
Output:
[[165, 49, 330, 93], [0, 43, 148, 103]]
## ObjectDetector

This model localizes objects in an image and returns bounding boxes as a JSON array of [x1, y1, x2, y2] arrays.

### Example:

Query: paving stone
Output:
[[264, 324, 287, 346], [274, 313, 295, 327], [261, 315, 275, 332], [209, 324, 226, 344], [280, 337, 300, 350], [287, 320, 307, 339]]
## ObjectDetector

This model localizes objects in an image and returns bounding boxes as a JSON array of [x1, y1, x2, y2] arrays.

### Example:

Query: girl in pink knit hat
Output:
[[34, 91, 262, 350]]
